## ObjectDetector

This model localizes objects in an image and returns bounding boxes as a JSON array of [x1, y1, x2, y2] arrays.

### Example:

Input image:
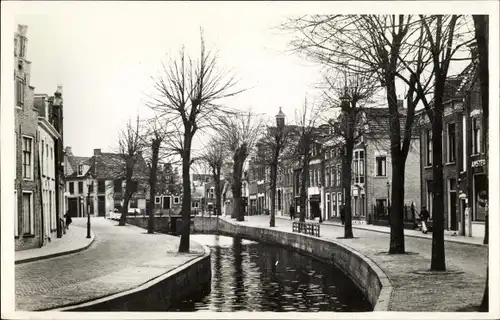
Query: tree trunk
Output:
[[232, 146, 246, 221], [270, 161, 277, 227], [178, 137, 192, 253], [299, 152, 309, 222], [473, 15, 489, 310], [119, 157, 135, 226], [479, 266, 489, 311], [343, 140, 354, 239], [215, 167, 222, 216], [147, 139, 160, 234], [473, 15, 489, 245], [389, 155, 406, 253], [431, 93, 446, 271]]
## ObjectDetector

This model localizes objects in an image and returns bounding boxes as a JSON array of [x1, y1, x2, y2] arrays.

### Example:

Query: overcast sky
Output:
[[4, 1, 494, 160], [9, 2, 330, 158]]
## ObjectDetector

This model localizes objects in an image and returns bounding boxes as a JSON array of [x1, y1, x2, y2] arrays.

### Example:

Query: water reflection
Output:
[[170, 234, 371, 312]]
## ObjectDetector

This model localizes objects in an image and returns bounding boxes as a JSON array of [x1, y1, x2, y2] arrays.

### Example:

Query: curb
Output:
[[15, 230, 96, 265], [216, 217, 393, 311], [52, 242, 211, 311], [275, 216, 487, 247]]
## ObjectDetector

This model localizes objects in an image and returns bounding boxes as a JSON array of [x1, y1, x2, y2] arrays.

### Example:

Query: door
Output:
[[162, 196, 171, 209], [449, 179, 457, 230], [98, 196, 105, 216], [68, 198, 78, 217]]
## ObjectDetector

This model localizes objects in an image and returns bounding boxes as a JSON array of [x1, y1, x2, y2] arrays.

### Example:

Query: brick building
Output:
[[351, 106, 421, 224], [419, 60, 486, 237], [14, 24, 41, 250], [65, 148, 149, 217]]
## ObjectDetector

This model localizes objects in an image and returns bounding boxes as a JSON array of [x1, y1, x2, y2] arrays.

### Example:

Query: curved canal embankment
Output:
[[191, 217, 392, 311]]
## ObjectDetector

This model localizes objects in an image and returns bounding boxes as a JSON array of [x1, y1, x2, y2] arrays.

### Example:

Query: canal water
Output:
[[170, 234, 372, 312]]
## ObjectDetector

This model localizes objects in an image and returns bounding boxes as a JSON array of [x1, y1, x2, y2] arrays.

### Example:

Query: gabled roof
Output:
[[88, 152, 149, 180]]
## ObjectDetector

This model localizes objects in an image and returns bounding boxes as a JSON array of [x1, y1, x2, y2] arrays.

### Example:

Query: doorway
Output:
[[162, 196, 171, 210], [68, 198, 78, 217], [449, 178, 457, 230], [98, 196, 105, 216]]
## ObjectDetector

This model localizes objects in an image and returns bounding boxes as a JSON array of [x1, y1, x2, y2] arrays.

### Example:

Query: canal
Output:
[[170, 234, 372, 312]]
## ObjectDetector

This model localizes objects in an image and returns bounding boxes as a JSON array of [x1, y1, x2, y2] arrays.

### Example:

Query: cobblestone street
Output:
[[235, 216, 488, 311], [15, 218, 204, 311]]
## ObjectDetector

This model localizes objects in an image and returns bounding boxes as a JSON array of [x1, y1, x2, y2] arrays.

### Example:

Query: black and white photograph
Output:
[[1, 1, 498, 319]]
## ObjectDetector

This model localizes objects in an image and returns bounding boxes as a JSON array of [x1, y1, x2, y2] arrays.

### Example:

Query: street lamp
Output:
[[86, 176, 93, 239], [386, 181, 391, 213]]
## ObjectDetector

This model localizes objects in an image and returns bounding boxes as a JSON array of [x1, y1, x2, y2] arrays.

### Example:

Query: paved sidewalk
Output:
[[233, 216, 488, 312], [15, 225, 95, 265], [276, 216, 486, 246], [15, 218, 204, 311]]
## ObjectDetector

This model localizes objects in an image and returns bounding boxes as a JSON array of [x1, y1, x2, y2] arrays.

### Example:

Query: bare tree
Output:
[[219, 111, 263, 221], [289, 98, 327, 222], [255, 109, 295, 227], [149, 31, 245, 252], [281, 15, 437, 253], [200, 136, 228, 216], [141, 116, 171, 233], [322, 69, 380, 238], [117, 116, 146, 226]]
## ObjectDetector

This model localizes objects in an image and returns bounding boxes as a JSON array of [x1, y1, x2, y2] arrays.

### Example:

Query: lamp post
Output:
[[386, 181, 391, 216], [86, 176, 93, 239]]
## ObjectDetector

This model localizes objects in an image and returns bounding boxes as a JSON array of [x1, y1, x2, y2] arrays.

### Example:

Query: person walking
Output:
[[339, 205, 345, 225], [64, 210, 72, 229], [289, 204, 295, 220], [420, 206, 430, 234]]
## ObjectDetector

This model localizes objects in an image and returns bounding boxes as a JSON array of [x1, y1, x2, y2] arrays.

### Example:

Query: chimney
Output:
[[65, 146, 73, 156], [94, 148, 102, 156]]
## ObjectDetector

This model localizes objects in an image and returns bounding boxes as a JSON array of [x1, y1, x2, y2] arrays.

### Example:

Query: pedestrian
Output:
[[289, 204, 295, 220], [420, 206, 430, 234], [64, 210, 72, 229], [340, 205, 345, 225]]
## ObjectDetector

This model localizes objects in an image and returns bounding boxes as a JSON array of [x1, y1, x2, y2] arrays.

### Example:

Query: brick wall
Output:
[[366, 136, 421, 215], [15, 58, 42, 250]]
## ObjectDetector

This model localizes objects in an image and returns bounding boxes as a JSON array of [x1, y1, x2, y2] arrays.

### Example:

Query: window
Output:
[[447, 123, 456, 162], [155, 196, 161, 204], [69, 182, 75, 194], [22, 136, 33, 179], [130, 198, 138, 208], [88, 182, 94, 193], [114, 180, 122, 193], [337, 165, 341, 186], [16, 79, 24, 108], [426, 129, 432, 165], [14, 191, 18, 237], [98, 180, 106, 193], [45, 143, 49, 176], [353, 150, 365, 184], [376, 156, 387, 177], [78, 181, 83, 194], [192, 202, 199, 208], [473, 118, 481, 154], [326, 167, 330, 187], [22, 192, 33, 235], [174, 197, 180, 204], [41, 140, 45, 176], [78, 164, 83, 176]]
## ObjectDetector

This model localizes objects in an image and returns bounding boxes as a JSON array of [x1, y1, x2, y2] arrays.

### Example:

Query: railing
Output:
[[292, 221, 320, 237]]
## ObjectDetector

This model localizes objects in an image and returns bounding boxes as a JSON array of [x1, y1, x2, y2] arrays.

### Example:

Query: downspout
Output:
[[55, 138, 62, 238], [37, 132, 45, 247]]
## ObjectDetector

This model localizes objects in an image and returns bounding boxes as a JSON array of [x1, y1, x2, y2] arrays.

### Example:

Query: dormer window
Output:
[[78, 164, 83, 176]]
